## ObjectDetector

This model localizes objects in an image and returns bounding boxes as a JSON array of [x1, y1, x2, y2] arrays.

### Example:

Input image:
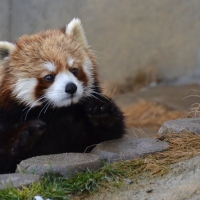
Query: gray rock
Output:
[[0, 173, 40, 190], [158, 118, 200, 135], [91, 138, 169, 162], [16, 153, 103, 177]]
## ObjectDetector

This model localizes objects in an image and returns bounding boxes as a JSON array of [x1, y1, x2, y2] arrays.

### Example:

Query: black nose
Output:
[[65, 82, 77, 94]]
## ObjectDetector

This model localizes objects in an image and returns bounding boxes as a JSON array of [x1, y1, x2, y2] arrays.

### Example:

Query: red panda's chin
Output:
[[49, 95, 81, 108]]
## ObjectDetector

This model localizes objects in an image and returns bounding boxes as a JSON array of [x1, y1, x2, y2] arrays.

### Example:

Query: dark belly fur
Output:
[[0, 95, 125, 173]]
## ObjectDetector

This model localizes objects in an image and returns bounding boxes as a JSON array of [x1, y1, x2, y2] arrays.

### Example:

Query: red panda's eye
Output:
[[71, 68, 78, 77], [44, 74, 54, 83]]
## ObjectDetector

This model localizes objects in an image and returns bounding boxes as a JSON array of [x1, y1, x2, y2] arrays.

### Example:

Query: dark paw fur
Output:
[[85, 95, 120, 126], [86, 98, 114, 117], [13, 120, 46, 153]]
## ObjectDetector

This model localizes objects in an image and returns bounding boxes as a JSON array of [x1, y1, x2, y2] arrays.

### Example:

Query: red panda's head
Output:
[[0, 19, 99, 108]]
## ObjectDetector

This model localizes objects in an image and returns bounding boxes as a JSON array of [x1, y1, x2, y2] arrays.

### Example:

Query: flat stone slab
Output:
[[158, 118, 200, 135], [0, 173, 40, 190], [91, 138, 169, 162], [16, 153, 103, 177]]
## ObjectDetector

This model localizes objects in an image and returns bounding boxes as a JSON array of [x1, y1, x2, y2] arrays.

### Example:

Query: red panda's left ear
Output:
[[65, 18, 88, 48], [0, 41, 16, 61]]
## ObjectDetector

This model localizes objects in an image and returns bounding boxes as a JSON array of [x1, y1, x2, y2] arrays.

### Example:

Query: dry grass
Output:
[[112, 132, 200, 178], [188, 103, 200, 118], [123, 100, 186, 129]]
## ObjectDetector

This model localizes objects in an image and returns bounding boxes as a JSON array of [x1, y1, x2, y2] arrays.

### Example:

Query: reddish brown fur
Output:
[[0, 29, 99, 108]]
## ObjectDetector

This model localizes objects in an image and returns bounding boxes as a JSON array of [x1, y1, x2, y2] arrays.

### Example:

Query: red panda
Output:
[[0, 19, 125, 174]]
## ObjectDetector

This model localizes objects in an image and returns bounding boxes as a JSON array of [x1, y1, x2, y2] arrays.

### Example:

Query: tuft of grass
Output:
[[0, 164, 125, 200], [1, 132, 200, 199], [0, 173, 71, 200], [113, 132, 200, 178]]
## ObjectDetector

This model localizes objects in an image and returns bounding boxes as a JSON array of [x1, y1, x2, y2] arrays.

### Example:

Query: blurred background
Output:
[[1, 0, 200, 137], [2, 0, 200, 88]]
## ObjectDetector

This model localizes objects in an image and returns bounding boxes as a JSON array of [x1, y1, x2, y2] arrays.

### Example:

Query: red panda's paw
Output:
[[85, 97, 119, 125], [12, 120, 46, 155], [85, 98, 113, 117]]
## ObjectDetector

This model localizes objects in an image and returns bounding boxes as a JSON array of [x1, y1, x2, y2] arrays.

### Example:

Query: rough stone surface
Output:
[[16, 153, 103, 177], [158, 118, 200, 135], [0, 173, 40, 190], [87, 155, 200, 200], [91, 138, 169, 162]]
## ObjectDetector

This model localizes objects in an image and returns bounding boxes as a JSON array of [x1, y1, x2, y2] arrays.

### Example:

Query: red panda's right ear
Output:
[[0, 41, 16, 61]]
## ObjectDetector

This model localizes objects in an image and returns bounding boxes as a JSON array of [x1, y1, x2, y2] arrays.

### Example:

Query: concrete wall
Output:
[[1, 0, 200, 85]]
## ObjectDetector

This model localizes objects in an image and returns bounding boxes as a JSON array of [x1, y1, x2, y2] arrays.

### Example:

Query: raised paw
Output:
[[84, 95, 121, 126], [86, 98, 114, 117]]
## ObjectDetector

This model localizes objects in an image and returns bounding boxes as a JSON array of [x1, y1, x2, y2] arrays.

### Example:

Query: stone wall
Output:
[[1, 0, 200, 85]]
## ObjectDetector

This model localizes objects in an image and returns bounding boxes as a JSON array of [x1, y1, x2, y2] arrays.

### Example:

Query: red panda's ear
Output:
[[65, 18, 88, 48], [0, 42, 16, 61]]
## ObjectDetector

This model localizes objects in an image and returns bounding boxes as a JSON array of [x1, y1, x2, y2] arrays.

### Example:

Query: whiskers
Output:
[[91, 90, 112, 103], [21, 87, 111, 120], [38, 100, 53, 118], [83, 86, 111, 103], [22, 95, 52, 120], [22, 95, 46, 120], [83, 91, 103, 102]]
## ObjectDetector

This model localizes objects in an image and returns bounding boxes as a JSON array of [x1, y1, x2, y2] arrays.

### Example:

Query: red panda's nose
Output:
[[65, 82, 77, 94]]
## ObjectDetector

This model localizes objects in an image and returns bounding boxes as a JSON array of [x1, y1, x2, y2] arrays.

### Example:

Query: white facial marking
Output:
[[12, 78, 38, 106], [68, 58, 74, 67], [43, 62, 56, 72], [83, 56, 94, 93], [45, 71, 83, 107]]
